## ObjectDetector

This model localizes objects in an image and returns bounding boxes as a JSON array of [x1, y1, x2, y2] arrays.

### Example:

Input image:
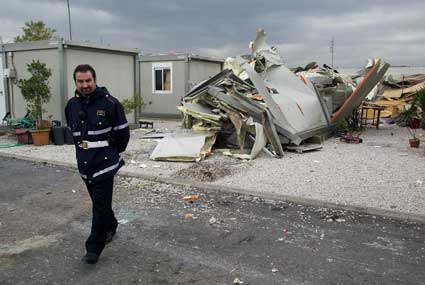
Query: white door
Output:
[[0, 55, 5, 120]]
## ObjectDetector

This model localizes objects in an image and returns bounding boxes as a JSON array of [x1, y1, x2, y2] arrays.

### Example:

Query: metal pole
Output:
[[67, 0, 72, 40], [330, 37, 334, 69]]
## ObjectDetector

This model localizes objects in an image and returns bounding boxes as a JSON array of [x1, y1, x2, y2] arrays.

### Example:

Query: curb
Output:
[[2, 153, 425, 224]]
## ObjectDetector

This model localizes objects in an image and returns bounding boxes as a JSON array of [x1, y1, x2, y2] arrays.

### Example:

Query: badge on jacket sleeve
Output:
[[97, 110, 106, 116]]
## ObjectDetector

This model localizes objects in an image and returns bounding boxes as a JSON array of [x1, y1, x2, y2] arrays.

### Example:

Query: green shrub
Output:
[[413, 87, 425, 118], [121, 93, 144, 114]]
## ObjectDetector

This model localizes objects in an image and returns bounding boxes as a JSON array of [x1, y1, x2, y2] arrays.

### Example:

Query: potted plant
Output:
[[397, 101, 421, 148], [17, 60, 52, 146], [408, 117, 420, 148], [413, 87, 425, 129]]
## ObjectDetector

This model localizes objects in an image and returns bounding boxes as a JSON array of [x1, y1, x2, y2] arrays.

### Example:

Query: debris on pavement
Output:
[[285, 144, 323, 153], [340, 133, 363, 144], [183, 194, 199, 202], [233, 277, 244, 284], [209, 216, 217, 224], [172, 159, 240, 181], [184, 213, 195, 219]]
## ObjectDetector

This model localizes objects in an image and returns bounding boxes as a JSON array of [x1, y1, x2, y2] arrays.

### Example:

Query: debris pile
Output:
[[151, 29, 389, 162], [363, 73, 425, 122]]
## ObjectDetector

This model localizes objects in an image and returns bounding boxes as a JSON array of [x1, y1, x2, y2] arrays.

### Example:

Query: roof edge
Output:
[[140, 53, 223, 63], [1, 39, 140, 55]]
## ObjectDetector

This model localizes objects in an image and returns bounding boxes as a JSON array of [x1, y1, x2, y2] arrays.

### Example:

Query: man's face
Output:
[[75, 71, 96, 95]]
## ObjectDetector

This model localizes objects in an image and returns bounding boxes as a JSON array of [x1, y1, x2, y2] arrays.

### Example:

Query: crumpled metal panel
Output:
[[241, 29, 330, 144], [250, 28, 285, 67], [150, 132, 216, 162]]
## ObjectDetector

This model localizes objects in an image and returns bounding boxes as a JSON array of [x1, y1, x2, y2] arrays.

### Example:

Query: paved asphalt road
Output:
[[0, 157, 424, 284]]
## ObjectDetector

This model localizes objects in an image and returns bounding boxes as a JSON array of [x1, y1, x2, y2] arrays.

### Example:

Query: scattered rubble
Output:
[[184, 213, 195, 219], [151, 28, 389, 162], [209, 216, 217, 224], [183, 194, 199, 202], [361, 71, 425, 124], [172, 160, 242, 182]]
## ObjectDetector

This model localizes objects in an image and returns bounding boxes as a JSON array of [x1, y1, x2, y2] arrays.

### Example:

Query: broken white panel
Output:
[[223, 57, 249, 80], [243, 62, 328, 145], [365, 85, 379, 101], [177, 102, 222, 124], [225, 122, 268, 160], [242, 63, 296, 134], [240, 29, 330, 144], [248, 121, 267, 159], [298, 71, 333, 86], [150, 132, 215, 162], [265, 65, 330, 132], [250, 28, 285, 66]]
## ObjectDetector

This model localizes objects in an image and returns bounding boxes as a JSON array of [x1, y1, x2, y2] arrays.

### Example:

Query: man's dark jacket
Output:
[[65, 86, 130, 184]]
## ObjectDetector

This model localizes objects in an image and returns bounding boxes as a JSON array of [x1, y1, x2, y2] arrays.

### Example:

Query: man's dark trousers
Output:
[[85, 177, 118, 255]]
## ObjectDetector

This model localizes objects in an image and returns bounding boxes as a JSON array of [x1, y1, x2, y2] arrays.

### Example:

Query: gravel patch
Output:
[[210, 124, 425, 216]]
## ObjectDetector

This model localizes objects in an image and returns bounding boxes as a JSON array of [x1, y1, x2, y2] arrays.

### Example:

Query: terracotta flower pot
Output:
[[30, 129, 50, 146], [409, 138, 420, 148]]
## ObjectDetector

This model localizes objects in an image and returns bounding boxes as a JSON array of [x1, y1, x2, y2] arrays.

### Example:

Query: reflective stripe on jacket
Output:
[[65, 86, 130, 183]]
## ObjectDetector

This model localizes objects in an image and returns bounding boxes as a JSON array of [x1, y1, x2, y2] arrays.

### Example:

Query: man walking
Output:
[[65, 64, 130, 264]]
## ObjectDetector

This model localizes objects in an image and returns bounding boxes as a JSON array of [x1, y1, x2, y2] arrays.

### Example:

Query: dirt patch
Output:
[[172, 158, 247, 182]]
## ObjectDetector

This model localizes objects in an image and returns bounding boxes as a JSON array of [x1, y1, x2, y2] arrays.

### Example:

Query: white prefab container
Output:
[[1, 40, 140, 124], [140, 54, 223, 118]]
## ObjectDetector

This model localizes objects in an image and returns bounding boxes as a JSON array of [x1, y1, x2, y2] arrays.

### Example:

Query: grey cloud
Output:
[[1, 0, 424, 67]]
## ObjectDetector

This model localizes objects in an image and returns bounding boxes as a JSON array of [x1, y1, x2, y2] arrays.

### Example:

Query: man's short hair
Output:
[[73, 64, 96, 81]]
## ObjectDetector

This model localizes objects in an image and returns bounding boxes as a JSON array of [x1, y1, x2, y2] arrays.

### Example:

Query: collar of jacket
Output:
[[75, 86, 109, 103]]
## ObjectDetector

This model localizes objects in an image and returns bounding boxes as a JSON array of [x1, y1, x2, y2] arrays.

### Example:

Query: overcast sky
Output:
[[1, 0, 424, 68]]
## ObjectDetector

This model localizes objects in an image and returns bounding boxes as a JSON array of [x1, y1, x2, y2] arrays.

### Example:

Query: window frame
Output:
[[152, 62, 173, 94]]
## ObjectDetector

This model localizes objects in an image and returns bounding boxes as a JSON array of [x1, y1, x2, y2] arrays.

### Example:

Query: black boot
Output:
[[106, 230, 116, 243], [82, 252, 99, 264]]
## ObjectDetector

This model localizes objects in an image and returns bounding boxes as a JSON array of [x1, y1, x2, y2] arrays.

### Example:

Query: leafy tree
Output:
[[17, 60, 52, 128], [15, 20, 56, 42]]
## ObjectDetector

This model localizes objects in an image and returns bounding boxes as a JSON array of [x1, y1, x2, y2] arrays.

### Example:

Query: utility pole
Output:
[[330, 37, 334, 69], [67, 0, 72, 40]]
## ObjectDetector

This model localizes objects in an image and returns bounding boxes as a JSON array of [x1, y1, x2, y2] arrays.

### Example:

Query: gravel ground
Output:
[[212, 124, 425, 216], [1, 119, 425, 216]]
